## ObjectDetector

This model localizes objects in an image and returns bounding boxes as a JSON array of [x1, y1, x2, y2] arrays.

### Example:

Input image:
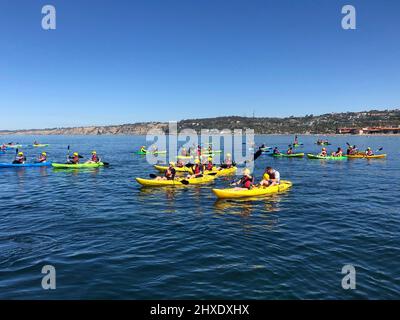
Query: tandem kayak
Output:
[[0, 162, 52, 168], [272, 153, 304, 158], [307, 154, 347, 160], [212, 180, 293, 199], [137, 151, 167, 155], [52, 162, 105, 169], [347, 154, 386, 159], [135, 175, 216, 187]]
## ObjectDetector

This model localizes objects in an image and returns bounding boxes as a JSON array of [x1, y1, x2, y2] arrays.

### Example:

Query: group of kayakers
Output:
[[155, 153, 234, 181], [231, 167, 280, 190], [316, 146, 375, 157], [272, 146, 294, 155], [11, 151, 47, 164], [66, 151, 101, 164]]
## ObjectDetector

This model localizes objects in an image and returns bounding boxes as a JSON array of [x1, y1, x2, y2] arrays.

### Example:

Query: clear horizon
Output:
[[1, 0, 399, 130]]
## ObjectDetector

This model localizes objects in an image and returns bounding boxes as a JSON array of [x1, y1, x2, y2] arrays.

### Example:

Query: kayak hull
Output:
[[0, 162, 52, 168], [32, 144, 49, 147], [307, 154, 347, 160], [154, 165, 192, 172], [136, 175, 215, 187], [272, 153, 304, 158], [212, 180, 293, 199], [52, 162, 104, 168], [347, 154, 386, 159]]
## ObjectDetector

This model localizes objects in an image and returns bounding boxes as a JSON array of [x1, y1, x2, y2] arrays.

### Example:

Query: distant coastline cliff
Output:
[[1, 109, 399, 135]]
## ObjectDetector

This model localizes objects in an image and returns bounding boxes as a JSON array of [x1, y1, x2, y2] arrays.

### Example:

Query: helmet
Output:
[[322, 148, 326, 151], [243, 168, 251, 176], [18, 152, 23, 156], [92, 151, 97, 154], [73, 152, 78, 156], [42, 152, 47, 156], [169, 161, 175, 166], [226, 153, 231, 157], [208, 157, 213, 161], [367, 147, 371, 150], [194, 158, 200, 164]]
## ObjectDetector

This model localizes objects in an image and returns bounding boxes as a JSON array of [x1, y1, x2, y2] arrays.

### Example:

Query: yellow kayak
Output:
[[154, 165, 237, 176], [347, 154, 386, 159], [212, 180, 293, 199], [204, 166, 237, 177], [154, 165, 192, 172], [136, 175, 216, 187]]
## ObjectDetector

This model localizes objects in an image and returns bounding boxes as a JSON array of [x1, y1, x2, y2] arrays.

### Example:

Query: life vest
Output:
[[72, 155, 79, 163], [91, 155, 99, 162], [165, 168, 176, 179], [193, 164, 202, 175], [240, 176, 253, 189], [206, 162, 213, 171]]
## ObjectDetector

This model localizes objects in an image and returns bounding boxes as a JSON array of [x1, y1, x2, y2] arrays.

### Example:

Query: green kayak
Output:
[[52, 162, 105, 168], [272, 153, 304, 158], [307, 154, 347, 160]]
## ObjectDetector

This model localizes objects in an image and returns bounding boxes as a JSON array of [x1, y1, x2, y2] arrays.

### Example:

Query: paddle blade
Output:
[[253, 149, 262, 161], [180, 179, 189, 185], [149, 173, 157, 178]]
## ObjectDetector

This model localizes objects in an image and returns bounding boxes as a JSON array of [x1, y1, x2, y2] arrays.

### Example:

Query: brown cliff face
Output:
[[1, 109, 399, 135]]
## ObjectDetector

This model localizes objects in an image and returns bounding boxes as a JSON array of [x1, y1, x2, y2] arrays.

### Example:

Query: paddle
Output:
[[149, 173, 157, 178]]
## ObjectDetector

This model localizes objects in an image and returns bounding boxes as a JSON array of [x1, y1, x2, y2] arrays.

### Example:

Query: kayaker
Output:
[[87, 151, 100, 163], [181, 147, 188, 156], [188, 158, 203, 178], [197, 145, 201, 156], [0, 144, 6, 151], [332, 147, 343, 157], [273, 147, 280, 155], [259, 169, 270, 187], [365, 147, 374, 156], [287, 147, 293, 155], [176, 159, 184, 168], [13, 152, 26, 164], [205, 157, 214, 171], [156, 162, 176, 180], [232, 168, 254, 190], [140, 146, 147, 153], [68, 152, 80, 164], [222, 153, 233, 168], [294, 135, 299, 145], [319, 147, 327, 157], [262, 167, 280, 187], [38, 152, 47, 163]]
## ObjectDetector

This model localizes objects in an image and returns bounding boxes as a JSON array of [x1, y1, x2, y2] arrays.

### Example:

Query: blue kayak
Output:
[[0, 162, 52, 168]]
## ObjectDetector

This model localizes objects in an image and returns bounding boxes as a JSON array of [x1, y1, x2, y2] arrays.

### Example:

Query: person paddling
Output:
[[140, 146, 147, 153], [231, 168, 254, 190], [37, 152, 47, 163], [156, 162, 176, 180], [365, 147, 374, 156], [13, 152, 26, 164], [273, 147, 280, 155], [332, 147, 343, 157], [319, 147, 327, 157], [86, 151, 100, 163], [188, 158, 203, 178], [286, 147, 293, 155], [294, 135, 299, 145], [68, 152, 80, 164], [205, 157, 214, 171], [222, 153, 233, 168]]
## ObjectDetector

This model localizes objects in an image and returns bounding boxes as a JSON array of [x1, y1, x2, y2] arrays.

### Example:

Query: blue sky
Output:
[[1, 0, 399, 130]]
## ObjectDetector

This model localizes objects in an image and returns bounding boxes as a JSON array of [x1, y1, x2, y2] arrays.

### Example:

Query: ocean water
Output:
[[0, 134, 399, 299]]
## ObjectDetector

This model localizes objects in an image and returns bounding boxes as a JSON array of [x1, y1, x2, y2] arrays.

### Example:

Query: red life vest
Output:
[[206, 162, 213, 171], [193, 164, 202, 174]]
